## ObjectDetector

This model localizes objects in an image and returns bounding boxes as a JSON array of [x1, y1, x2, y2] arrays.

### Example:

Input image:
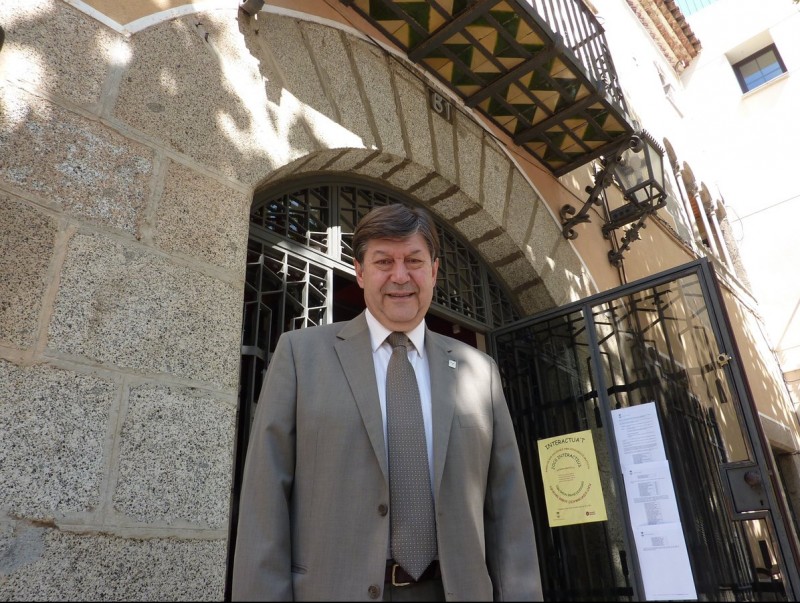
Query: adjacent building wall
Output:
[[678, 0, 800, 408], [595, 0, 800, 483]]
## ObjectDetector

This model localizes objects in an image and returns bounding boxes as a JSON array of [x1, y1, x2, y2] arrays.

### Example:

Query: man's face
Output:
[[354, 234, 439, 332]]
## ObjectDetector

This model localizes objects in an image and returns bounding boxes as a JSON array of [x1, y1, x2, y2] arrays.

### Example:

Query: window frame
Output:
[[732, 43, 787, 93]]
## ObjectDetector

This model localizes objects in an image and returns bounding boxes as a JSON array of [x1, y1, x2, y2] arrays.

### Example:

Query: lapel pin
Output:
[[448, 359, 457, 369]]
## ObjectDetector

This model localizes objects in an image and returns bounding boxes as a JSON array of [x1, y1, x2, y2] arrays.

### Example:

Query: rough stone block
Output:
[[528, 201, 562, 274], [237, 15, 318, 169], [455, 118, 482, 201], [516, 281, 555, 315], [0, 0, 116, 107], [431, 189, 475, 220], [430, 100, 457, 185], [392, 64, 434, 168], [351, 152, 406, 180], [0, 89, 152, 234], [0, 361, 114, 519], [411, 175, 456, 206], [324, 148, 379, 174], [0, 195, 57, 347], [505, 171, 539, 247], [495, 255, 538, 292], [349, 39, 405, 156], [260, 15, 362, 152], [384, 161, 433, 192], [477, 232, 522, 264], [263, 15, 334, 125], [48, 233, 241, 390], [113, 384, 234, 528], [552, 240, 593, 304], [481, 143, 511, 224], [302, 22, 375, 149], [453, 209, 495, 241], [0, 525, 225, 601], [155, 161, 251, 272], [114, 12, 280, 184]]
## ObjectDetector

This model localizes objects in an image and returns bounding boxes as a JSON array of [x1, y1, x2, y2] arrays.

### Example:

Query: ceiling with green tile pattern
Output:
[[342, 0, 634, 175]]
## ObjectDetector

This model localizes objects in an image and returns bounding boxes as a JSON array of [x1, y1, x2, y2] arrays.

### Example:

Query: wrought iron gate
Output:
[[490, 259, 800, 601]]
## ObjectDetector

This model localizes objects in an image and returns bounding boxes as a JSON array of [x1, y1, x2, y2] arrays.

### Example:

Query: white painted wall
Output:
[[597, 0, 800, 403], [680, 0, 800, 395]]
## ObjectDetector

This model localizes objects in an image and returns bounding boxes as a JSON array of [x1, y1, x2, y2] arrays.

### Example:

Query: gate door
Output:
[[490, 259, 800, 601]]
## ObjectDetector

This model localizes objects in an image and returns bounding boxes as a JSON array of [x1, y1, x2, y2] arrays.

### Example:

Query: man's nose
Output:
[[389, 261, 410, 283]]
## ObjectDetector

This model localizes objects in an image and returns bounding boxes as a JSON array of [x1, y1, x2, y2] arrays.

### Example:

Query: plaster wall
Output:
[[677, 0, 800, 407], [591, 0, 800, 432]]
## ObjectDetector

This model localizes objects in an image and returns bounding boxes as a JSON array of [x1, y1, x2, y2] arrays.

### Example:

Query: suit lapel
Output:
[[334, 313, 388, 481], [333, 316, 458, 494], [426, 329, 457, 503]]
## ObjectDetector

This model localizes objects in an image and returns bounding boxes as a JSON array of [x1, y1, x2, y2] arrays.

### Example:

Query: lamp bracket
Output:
[[561, 130, 667, 247], [608, 210, 651, 266], [601, 194, 664, 235], [560, 157, 620, 240]]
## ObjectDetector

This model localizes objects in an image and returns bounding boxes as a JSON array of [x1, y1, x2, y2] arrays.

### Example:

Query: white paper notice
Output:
[[623, 461, 681, 527], [611, 402, 666, 468], [612, 402, 697, 601], [634, 524, 697, 600]]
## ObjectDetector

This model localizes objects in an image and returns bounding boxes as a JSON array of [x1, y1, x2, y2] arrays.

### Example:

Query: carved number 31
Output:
[[430, 91, 452, 122]]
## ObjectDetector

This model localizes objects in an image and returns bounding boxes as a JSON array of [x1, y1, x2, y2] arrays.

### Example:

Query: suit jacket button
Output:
[[368, 584, 381, 599], [378, 504, 388, 516]]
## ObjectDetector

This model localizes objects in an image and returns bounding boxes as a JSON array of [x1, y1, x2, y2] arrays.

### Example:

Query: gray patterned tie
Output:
[[386, 332, 437, 580]]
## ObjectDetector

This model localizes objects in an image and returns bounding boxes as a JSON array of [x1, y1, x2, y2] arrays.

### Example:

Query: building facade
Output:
[[1, 0, 799, 600], [677, 0, 800, 419]]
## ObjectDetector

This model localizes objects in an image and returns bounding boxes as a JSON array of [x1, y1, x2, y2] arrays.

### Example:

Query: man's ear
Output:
[[354, 259, 365, 288], [431, 257, 440, 277]]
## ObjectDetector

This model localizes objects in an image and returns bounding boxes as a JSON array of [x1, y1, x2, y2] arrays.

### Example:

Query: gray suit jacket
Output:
[[232, 312, 542, 601]]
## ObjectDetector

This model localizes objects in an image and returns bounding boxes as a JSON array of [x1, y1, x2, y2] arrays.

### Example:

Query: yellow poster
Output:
[[538, 429, 608, 527]]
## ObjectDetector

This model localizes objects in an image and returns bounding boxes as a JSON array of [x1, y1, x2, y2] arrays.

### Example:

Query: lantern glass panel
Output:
[[612, 133, 666, 206], [615, 146, 650, 194]]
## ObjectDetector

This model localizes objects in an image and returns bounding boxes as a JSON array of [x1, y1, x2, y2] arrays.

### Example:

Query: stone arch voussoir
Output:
[[257, 148, 557, 316]]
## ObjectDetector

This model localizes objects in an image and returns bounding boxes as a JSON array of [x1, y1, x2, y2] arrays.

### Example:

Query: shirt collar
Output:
[[364, 309, 426, 358]]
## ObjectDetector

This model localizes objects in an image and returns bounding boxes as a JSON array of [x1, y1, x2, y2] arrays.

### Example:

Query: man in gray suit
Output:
[[232, 203, 542, 601]]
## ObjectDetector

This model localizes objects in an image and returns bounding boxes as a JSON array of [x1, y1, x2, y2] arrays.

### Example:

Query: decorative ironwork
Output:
[[493, 309, 631, 600], [249, 186, 331, 253], [595, 51, 624, 106], [606, 213, 649, 267], [488, 276, 520, 327], [560, 152, 622, 240], [341, 0, 634, 175], [560, 130, 667, 264], [435, 227, 486, 323]]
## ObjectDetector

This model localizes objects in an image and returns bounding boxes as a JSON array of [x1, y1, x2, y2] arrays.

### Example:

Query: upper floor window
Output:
[[732, 44, 787, 93]]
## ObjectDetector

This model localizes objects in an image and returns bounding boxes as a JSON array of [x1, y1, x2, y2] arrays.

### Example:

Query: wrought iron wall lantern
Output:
[[560, 130, 667, 265]]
